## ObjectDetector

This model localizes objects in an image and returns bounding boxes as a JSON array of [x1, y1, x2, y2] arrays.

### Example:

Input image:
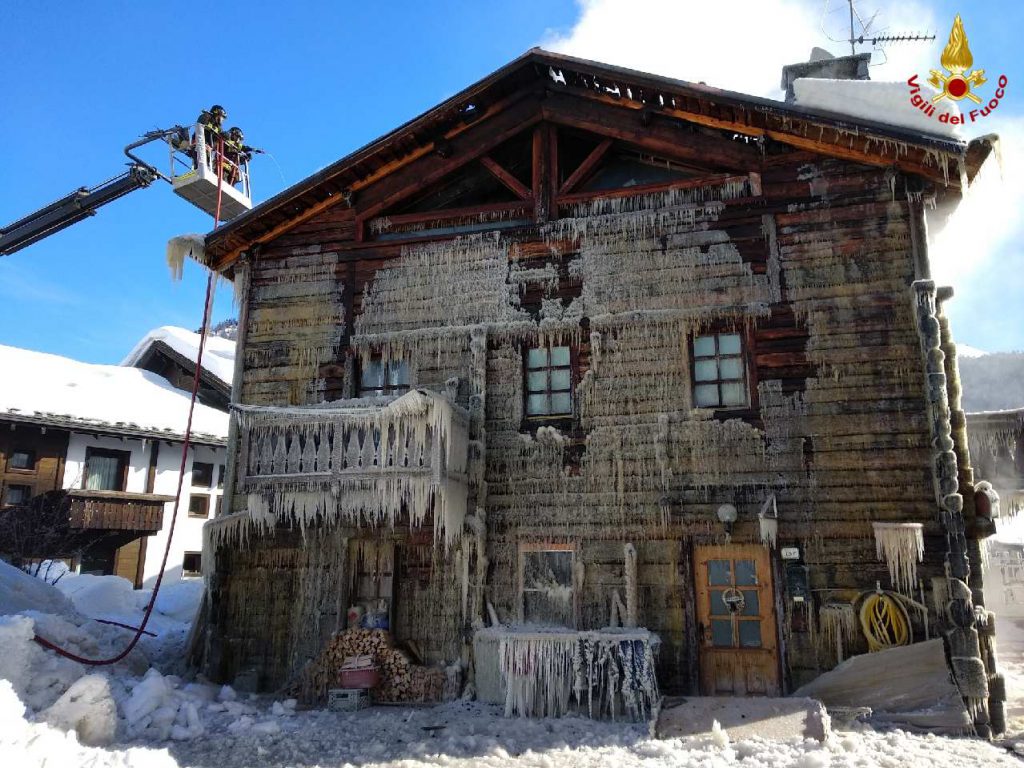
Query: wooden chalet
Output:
[[197, 49, 1003, 731]]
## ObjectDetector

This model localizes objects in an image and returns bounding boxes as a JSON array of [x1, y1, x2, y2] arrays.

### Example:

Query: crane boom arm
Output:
[[0, 126, 188, 257], [0, 164, 159, 256]]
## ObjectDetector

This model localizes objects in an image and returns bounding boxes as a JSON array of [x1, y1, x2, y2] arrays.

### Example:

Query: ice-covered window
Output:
[[83, 448, 129, 492], [359, 357, 410, 398], [692, 332, 749, 408], [521, 544, 575, 626], [525, 346, 573, 417]]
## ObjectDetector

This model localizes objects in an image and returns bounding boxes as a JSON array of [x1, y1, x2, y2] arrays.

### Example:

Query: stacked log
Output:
[[295, 628, 445, 705]]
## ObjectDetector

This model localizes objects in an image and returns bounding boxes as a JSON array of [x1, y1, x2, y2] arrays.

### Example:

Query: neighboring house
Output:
[[0, 328, 231, 586], [122, 325, 236, 411], [194, 51, 1000, 731]]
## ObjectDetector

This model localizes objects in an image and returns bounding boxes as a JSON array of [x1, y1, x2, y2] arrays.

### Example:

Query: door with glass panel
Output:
[[694, 544, 779, 695]]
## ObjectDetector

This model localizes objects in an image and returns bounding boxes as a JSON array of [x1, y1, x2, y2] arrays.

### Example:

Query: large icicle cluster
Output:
[[219, 390, 469, 553], [872, 522, 925, 594], [478, 627, 659, 720]]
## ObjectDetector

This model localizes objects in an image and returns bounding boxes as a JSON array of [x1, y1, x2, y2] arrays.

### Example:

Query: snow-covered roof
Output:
[[0, 344, 228, 443], [957, 344, 988, 359], [792, 78, 962, 140], [121, 326, 235, 387]]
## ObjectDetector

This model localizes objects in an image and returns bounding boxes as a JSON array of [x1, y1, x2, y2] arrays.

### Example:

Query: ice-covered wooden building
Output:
[[194, 50, 1003, 731]]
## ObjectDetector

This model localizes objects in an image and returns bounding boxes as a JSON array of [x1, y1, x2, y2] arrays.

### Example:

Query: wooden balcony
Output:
[[234, 389, 469, 545], [67, 489, 174, 533]]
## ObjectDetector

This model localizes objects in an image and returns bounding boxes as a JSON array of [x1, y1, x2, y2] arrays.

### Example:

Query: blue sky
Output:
[[1, 0, 1020, 363]]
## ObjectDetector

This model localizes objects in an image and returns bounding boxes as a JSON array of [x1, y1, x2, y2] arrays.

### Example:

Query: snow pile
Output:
[[0, 559, 75, 616], [0, 680, 177, 766], [0, 343, 228, 439], [121, 325, 236, 387], [793, 78, 962, 138]]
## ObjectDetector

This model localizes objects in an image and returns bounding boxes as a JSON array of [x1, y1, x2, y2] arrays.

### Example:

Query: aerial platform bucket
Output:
[[169, 124, 252, 220]]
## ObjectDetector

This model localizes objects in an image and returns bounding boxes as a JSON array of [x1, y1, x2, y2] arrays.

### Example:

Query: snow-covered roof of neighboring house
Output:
[[121, 326, 235, 387], [0, 344, 228, 444], [792, 79, 963, 139]]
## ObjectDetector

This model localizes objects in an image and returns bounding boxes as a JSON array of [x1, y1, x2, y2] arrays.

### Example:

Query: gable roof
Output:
[[122, 325, 236, 389], [205, 48, 995, 270]]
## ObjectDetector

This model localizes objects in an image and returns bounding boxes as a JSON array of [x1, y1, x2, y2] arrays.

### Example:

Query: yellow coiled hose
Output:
[[858, 591, 912, 651]]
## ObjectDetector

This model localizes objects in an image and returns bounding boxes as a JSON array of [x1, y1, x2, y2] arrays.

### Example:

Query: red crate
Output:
[[338, 667, 379, 689]]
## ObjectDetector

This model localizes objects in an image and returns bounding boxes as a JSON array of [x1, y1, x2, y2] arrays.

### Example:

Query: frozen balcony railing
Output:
[[233, 389, 469, 547]]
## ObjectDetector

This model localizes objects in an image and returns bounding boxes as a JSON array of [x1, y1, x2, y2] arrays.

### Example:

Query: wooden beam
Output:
[[542, 92, 760, 172], [355, 95, 542, 224], [532, 124, 552, 223], [479, 156, 533, 201], [555, 173, 749, 207], [559, 138, 613, 195], [209, 89, 540, 268], [545, 87, 959, 188], [369, 200, 531, 229]]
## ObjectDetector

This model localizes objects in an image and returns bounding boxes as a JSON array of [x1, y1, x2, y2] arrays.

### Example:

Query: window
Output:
[[83, 448, 129, 491], [182, 552, 202, 577], [520, 544, 575, 626], [188, 494, 210, 518], [525, 346, 573, 417], [692, 332, 749, 408], [216, 464, 226, 489], [191, 462, 214, 488], [359, 357, 410, 397], [8, 450, 35, 471], [3, 484, 31, 507]]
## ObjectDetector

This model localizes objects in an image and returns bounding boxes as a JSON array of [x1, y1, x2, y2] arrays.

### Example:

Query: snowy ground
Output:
[[2, 560, 1024, 767]]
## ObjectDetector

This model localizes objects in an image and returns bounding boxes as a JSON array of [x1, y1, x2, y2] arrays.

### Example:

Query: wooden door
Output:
[[695, 544, 780, 696]]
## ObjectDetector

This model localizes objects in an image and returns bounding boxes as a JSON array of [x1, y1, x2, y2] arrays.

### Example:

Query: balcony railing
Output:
[[67, 490, 174, 533], [234, 389, 470, 546]]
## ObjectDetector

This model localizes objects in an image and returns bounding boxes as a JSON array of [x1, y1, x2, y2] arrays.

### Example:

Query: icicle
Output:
[[758, 493, 778, 549], [818, 603, 858, 663], [166, 233, 205, 280], [623, 544, 638, 628], [872, 522, 925, 594], [485, 627, 658, 719]]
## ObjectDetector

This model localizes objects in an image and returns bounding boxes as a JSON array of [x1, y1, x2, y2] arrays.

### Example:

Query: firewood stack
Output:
[[296, 628, 445, 705]]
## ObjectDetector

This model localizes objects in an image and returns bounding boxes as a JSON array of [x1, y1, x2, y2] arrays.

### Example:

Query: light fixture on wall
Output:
[[716, 503, 738, 538]]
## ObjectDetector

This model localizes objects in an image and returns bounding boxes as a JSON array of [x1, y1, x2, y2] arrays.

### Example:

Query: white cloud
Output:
[[543, 0, 1024, 351], [542, 0, 937, 98]]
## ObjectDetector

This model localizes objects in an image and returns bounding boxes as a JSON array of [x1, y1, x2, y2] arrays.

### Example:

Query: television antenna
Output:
[[820, 0, 934, 63]]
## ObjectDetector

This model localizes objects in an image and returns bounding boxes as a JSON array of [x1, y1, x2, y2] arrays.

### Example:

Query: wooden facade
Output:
[[198, 51, 1002, 731]]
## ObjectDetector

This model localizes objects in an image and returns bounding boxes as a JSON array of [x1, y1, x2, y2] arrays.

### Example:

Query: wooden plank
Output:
[[556, 173, 749, 207], [542, 92, 760, 171], [558, 138, 613, 195], [480, 156, 533, 201]]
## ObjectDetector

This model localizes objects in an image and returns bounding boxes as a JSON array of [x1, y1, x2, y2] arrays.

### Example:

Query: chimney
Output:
[[781, 48, 872, 103]]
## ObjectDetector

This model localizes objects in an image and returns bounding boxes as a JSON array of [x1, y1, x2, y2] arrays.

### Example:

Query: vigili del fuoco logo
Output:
[[907, 14, 1008, 125]]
